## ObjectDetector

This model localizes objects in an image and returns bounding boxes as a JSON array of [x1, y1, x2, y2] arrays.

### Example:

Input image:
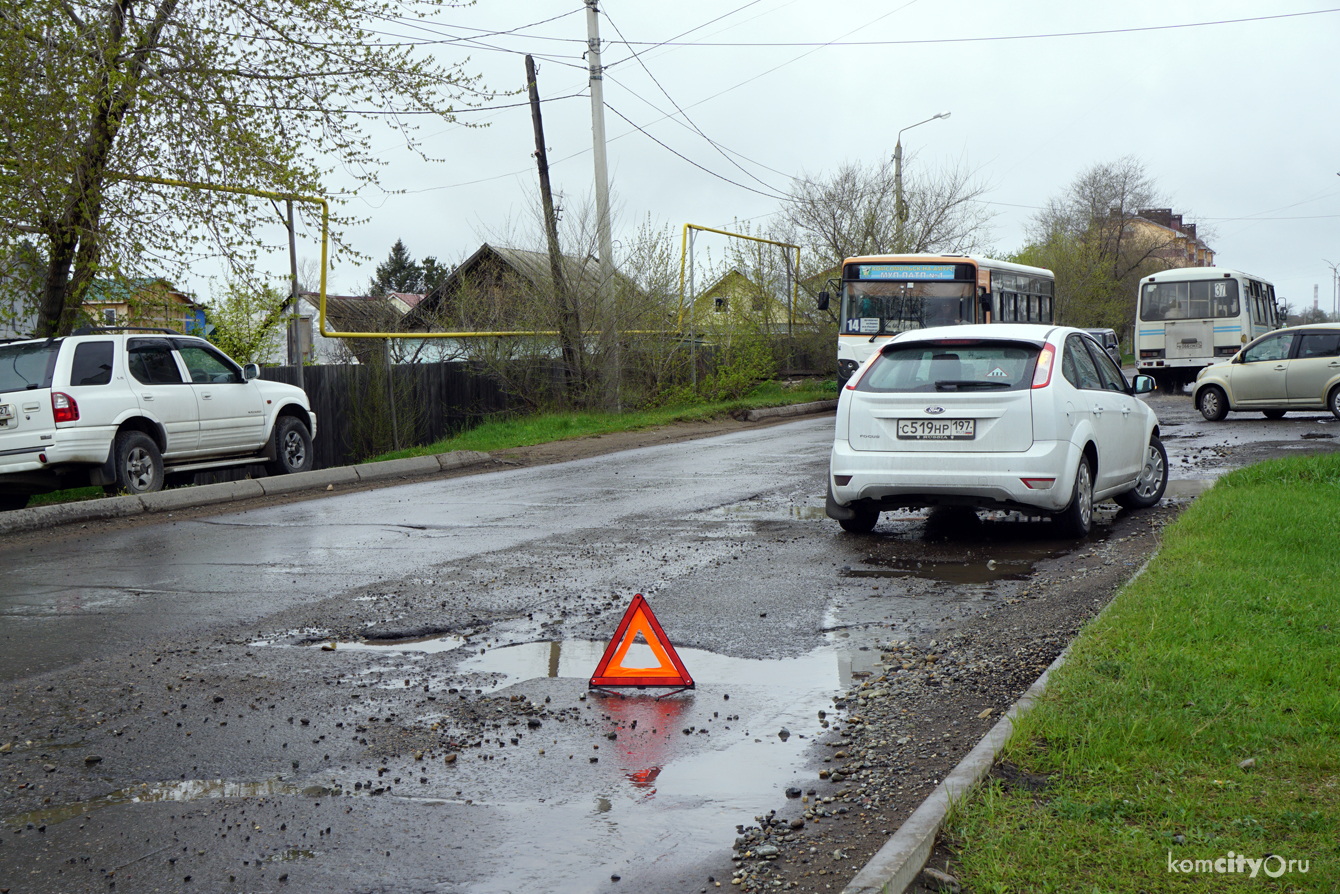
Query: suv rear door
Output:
[[0, 340, 61, 462], [127, 337, 200, 455]]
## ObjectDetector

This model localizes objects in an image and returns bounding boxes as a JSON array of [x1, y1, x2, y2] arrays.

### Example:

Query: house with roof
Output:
[[83, 278, 207, 334], [1129, 208, 1214, 267], [683, 267, 808, 335]]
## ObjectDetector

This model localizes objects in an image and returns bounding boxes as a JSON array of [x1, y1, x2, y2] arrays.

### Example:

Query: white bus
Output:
[[822, 254, 1056, 381], [1135, 267, 1284, 392]]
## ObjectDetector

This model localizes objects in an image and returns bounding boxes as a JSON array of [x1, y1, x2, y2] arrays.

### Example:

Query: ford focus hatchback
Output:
[[826, 324, 1167, 537]]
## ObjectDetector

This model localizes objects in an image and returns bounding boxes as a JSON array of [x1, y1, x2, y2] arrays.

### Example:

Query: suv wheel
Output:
[[1056, 456, 1094, 538], [1330, 384, 1340, 421], [266, 417, 314, 475], [110, 431, 164, 495], [1114, 437, 1168, 510]]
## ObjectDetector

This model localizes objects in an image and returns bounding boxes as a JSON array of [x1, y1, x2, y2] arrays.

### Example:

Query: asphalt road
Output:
[[1, 397, 1336, 894]]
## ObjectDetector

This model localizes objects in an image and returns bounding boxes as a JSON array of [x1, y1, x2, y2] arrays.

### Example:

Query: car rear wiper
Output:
[[934, 380, 1012, 391]]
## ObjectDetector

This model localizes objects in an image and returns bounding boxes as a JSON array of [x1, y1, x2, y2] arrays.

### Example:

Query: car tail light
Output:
[[1031, 344, 1056, 389], [52, 392, 79, 423], [1021, 478, 1055, 489]]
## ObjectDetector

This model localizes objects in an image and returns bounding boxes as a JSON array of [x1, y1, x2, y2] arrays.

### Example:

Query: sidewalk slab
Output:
[[256, 466, 358, 495], [744, 399, 838, 422], [353, 456, 445, 482], [139, 480, 265, 512], [0, 495, 144, 536]]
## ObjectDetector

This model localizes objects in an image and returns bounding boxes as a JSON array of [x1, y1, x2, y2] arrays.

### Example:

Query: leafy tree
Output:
[[369, 239, 423, 297], [1020, 156, 1198, 332], [0, 0, 489, 337], [205, 281, 288, 365]]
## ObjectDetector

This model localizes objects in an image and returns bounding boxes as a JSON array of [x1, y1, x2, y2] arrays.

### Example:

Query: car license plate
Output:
[[896, 419, 975, 440], [0, 404, 11, 419]]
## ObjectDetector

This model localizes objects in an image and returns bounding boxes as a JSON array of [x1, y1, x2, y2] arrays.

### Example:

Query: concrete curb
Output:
[[840, 556, 1156, 894], [744, 399, 839, 422], [0, 450, 492, 536]]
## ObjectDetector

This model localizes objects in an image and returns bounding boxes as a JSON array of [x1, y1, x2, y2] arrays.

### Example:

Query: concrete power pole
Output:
[[585, 0, 618, 408]]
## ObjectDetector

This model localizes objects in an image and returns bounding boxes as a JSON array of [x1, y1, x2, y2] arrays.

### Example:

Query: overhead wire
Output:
[[599, 7, 785, 195]]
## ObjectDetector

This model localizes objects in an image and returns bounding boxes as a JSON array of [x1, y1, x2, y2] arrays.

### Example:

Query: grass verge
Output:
[[942, 453, 1340, 892], [368, 378, 837, 461]]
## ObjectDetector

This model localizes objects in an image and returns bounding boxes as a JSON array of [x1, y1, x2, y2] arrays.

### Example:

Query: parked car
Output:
[[1083, 328, 1122, 367], [0, 329, 316, 511], [826, 324, 1167, 537], [1193, 322, 1340, 421]]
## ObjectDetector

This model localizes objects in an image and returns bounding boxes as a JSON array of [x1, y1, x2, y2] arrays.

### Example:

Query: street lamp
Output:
[[894, 111, 950, 251]]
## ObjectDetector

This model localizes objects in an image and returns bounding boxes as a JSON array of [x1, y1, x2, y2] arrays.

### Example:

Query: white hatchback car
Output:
[[826, 324, 1167, 537]]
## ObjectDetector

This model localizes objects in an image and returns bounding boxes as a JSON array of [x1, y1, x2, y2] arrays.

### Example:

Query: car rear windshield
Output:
[[0, 340, 61, 393], [856, 340, 1041, 393]]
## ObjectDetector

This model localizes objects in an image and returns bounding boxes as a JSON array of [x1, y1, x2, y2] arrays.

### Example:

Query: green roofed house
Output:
[[83, 278, 207, 335]]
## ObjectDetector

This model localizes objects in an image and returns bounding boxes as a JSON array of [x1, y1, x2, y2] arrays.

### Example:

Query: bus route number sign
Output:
[[858, 264, 957, 281]]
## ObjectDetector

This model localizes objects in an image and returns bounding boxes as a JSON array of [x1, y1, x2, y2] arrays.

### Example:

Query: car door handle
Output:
[[200, 392, 212, 400], [1273, 364, 1287, 371], [141, 393, 154, 401]]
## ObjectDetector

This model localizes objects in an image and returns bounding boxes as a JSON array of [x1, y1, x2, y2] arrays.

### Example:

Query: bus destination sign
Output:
[[858, 264, 958, 281]]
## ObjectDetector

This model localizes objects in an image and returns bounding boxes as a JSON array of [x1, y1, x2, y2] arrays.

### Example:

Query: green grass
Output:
[[943, 453, 1340, 892], [28, 485, 108, 508], [369, 378, 838, 461]]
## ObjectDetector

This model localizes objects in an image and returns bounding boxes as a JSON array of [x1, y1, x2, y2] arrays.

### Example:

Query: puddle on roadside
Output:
[[4, 778, 340, 830], [708, 503, 828, 522], [1165, 478, 1214, 499]]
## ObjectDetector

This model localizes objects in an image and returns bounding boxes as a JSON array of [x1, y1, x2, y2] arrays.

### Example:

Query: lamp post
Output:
[[894, 111, 950, 251]]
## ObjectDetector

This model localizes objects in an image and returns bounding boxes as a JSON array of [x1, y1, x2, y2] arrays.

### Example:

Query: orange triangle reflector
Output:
[[589, 594, 693, 691]]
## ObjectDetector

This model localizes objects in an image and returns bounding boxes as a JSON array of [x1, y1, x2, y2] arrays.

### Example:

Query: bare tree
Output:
[[777, 154, 996, 274]]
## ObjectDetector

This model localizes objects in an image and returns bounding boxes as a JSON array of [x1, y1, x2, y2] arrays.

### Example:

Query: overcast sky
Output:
[[257, 1, 1340, 314]]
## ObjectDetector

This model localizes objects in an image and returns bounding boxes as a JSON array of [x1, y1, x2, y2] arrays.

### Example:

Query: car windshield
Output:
[[857, 340, 1041, 392], [0, 340, 61, 393]]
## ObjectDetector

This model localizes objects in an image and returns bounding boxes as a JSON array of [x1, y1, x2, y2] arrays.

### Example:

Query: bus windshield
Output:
[[1141, 279, 1239, 321], [842, 281, 975, 334]]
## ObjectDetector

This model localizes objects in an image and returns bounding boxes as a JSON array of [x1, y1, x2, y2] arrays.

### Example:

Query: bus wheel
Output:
[[1197, 386, 1229, 421]]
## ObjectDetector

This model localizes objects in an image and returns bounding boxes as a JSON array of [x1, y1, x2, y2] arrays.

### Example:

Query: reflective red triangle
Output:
[[589, 594, 693, 689]]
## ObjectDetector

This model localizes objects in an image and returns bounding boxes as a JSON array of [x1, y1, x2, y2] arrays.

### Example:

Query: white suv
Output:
[[0, 330, 316, 511], [827, 324, 1167, 537]]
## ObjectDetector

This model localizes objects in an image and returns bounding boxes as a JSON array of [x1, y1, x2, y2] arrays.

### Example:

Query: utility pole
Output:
[[285, 200, 304, 389], [526, 54, 583, 401], [585, 0, 618, 408]]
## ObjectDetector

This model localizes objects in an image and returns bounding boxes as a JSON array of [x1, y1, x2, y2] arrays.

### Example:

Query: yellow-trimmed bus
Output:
[[822, 254, 1056, 381]]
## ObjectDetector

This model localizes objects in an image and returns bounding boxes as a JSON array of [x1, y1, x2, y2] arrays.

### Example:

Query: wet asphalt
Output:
[[1, 397, 1337, 893]]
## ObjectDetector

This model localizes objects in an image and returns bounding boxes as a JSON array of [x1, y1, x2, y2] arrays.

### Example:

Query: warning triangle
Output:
[[589, 594, 693, 690]]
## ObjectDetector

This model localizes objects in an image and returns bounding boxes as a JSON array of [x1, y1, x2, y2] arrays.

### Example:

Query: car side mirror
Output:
[[243, 363, 260, 381], [1130, 374, 1155, 395], [816, 290, 831, 311]]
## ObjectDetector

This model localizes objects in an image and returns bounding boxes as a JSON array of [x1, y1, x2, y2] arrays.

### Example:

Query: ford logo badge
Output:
[[925, 406, 945, 415]]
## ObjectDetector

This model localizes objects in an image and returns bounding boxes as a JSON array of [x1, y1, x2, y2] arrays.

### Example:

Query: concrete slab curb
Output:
[[0, 450, 493, 535], [744, 399, 839, 422], [841, 555, 1156, 894]]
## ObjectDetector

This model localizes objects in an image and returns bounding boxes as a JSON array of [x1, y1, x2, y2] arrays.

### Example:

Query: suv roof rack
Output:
[[71, 326, 183, 336]]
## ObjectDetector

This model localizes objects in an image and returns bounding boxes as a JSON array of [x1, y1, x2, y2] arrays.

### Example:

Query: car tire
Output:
[[1329, 384, 1340, 421], [1055, 455, 1094, 538], [1197, 386, 1229, 421], [266, 417, 314, 475], [1114, 436, 1168, 510], [110, 431, 164, 495], [1262, 409, 1286, 419], [838, 507, 879, 534], [0, 493, 30, 511]]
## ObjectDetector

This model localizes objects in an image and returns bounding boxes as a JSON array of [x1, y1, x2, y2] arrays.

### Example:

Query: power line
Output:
[[604, 8, 1340, 48], [603, 103, 789, 201], [600, 8, 784, 194]]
